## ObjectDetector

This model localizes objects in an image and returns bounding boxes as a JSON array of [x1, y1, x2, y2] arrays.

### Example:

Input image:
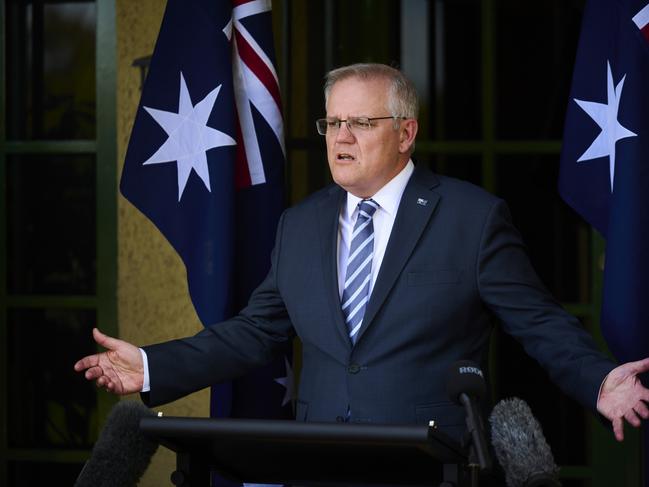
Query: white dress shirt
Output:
[[337, 160, 414, 299]]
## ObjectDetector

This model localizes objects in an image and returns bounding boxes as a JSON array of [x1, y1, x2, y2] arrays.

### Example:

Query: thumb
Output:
[[632, 357, 649, 374], [92, 327, 122, 351], [620, 357, 649, 377]]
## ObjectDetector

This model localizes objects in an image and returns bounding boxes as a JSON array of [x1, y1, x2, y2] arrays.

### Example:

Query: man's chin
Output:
[[331, 172, 356, 190]]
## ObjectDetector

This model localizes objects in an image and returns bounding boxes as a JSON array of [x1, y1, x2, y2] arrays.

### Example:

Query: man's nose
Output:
[[335, 121, 355, 142]]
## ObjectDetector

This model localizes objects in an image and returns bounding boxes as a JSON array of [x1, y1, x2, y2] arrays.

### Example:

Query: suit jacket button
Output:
[[348, 364, 361, 374]]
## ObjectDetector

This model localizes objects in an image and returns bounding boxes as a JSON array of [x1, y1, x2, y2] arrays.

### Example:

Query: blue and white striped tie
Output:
[[341, 199, 379, 345]]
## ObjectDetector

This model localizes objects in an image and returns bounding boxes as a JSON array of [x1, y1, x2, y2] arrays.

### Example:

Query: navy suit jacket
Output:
[[143, 166, 614, 440]]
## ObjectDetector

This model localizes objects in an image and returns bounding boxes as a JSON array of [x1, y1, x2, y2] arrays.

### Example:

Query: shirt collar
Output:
[[345, 160, 415, 219]]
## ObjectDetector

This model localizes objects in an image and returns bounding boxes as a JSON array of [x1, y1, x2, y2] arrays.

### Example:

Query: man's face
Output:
[[325, 76, 417, 198]]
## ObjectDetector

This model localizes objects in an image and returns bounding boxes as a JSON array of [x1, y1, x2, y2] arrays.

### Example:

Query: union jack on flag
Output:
[[120, 0, 292, 481], [226, 0, 285, 189], [633, 3, 649, 42]]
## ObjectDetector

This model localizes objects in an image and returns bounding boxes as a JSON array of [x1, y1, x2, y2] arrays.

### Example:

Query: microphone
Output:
[[446, 360, 492, 471], [489, 397, 560, 487], [75, 400, 159, 487]]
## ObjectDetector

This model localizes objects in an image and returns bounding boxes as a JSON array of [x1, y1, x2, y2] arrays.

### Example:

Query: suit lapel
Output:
[[316, 186, 351, 349], [356, 167, 440, 344]]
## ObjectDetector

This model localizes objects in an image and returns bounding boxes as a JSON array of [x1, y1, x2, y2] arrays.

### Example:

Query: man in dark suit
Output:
[[76, 63, 649, 443]]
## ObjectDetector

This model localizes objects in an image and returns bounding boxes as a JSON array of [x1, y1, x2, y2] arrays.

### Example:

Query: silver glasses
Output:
[[315, 116, 406, 135]]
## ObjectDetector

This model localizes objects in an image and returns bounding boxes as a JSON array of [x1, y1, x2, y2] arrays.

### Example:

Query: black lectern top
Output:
[[141, 417, 467, 486]]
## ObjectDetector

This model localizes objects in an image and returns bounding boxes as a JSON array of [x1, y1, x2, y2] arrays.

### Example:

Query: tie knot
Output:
[[358, 199, 378, 219]]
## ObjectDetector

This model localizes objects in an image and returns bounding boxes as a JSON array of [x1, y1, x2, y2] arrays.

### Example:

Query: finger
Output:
[[641, 388, 649, 403], [74, 355, 99, 372], [624, 409, 642, 428], [626, 357, 649, 375], [634, 401, 649, 419], [637, 357, 649, 371], [102, 377, 117, 393], [93, 327, 122, 351], [84, 365, 104, 381], [612, 417, 625, 442]]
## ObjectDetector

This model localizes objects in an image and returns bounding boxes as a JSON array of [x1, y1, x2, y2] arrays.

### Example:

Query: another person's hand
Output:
[[596, 357, 649, 441], [74, 328, 144, 395]]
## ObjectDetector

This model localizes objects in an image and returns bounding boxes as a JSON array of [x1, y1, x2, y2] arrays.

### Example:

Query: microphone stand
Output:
[[459, 392, 492, 486]]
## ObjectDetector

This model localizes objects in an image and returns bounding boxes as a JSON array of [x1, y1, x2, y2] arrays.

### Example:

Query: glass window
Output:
[[560, 481, 588, 487], [433, 0, 482, 140], [333, 0, 401, 67], [6, 0, 97, 140], [495, 155, 591, 303], [495, 0, 585, 140], [7, 154, 97, 295], [428, 154, 482, 187], [7, 308, 98, 449], [9, 461, 87, 485]]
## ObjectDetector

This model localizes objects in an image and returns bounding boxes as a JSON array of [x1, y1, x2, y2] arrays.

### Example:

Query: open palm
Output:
[[74, 328, 144, 395], [597, 357, 649, 441]]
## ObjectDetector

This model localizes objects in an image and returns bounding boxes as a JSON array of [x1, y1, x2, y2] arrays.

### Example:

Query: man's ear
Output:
[[399, 119, 418, 154]]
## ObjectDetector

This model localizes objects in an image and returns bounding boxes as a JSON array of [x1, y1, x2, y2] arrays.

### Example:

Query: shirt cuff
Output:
[[596, 372, 610, 410], [140, 348, 150, 392]]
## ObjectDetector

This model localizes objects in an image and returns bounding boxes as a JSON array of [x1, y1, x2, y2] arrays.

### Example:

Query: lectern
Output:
[[140, 416, 471, 487]]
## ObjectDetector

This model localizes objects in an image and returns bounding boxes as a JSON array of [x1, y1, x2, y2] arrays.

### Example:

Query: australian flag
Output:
[[120, 0, 293, 466], [559, 0, 649, 481], [560, 0, 649, 364]]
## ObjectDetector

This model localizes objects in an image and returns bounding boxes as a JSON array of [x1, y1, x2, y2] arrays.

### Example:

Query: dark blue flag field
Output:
[[560, 0, 649, 481], [560, 0, 649, 368]]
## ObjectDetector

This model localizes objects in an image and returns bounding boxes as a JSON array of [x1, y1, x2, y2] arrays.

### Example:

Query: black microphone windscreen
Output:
[[489, 397, 560, 487], [75, 400, 159, 487], [446, 360, 487, 403]]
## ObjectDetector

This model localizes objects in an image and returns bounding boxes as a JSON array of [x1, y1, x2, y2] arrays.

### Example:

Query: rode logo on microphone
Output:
[[459, 366, 483, 377]]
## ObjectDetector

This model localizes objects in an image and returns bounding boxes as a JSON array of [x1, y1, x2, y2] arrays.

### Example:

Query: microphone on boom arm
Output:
[[74, 400, 159, 487], [446, 360, 492, 472], [489, 397, 561, 487]]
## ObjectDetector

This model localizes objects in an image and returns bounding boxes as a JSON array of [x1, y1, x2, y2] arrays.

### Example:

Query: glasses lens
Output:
[[349, 117, 372, 130], [316, 119, 344, 135]]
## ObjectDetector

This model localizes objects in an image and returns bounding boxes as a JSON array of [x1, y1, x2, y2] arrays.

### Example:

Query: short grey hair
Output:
[[323, 63, 419, 119]]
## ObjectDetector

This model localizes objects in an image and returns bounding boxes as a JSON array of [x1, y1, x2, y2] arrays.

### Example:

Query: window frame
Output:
[[0, 0, 117, 483]]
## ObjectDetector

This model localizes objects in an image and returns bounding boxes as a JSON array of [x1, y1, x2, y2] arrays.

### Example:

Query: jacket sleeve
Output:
[[476, 199, 615, 410], [142, 210, 295, 407]]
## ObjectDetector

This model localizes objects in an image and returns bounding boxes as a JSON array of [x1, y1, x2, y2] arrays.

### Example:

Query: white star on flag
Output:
[[573, 61, 636, 192], [274, 356, 294, 409], [142, 72, 236, 201]]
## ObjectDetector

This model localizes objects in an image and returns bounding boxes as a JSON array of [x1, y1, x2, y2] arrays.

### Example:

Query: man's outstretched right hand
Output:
[[74, 328, 144, 395]]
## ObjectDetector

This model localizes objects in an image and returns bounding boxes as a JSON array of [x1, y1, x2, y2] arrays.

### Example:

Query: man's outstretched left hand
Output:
[[597, 357, 649, 441]]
